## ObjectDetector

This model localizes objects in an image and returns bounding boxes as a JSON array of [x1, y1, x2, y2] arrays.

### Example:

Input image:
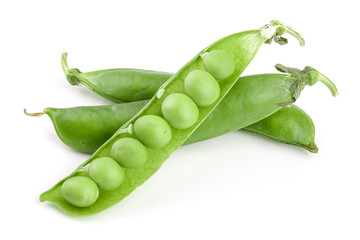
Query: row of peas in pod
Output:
[[61, 50, 235, 207]]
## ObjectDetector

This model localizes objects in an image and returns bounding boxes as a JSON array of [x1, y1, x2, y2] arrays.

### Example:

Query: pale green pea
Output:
[[61, 176, 99, 207], [161, 93, 199, 129], [88, 157, 125, 191], [184, 70, 220, 107], [111, 138, 147, 168], [202, 50, 235, 80], [134, 115, 172, 149]]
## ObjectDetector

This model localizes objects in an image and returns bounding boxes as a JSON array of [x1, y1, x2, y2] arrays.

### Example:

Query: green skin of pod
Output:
[[65, 67, 171, 103], [40, 22, 306, 215], [43, 73, 318, 155], [44, 100, 148, 154], [243, 104, 317, 152]]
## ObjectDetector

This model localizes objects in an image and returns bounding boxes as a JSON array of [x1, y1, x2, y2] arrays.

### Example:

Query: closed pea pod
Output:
[[186, 64, 337, 144], [39, 21, 307, 215], [33, 101, 147, 154], [244, 105, 318, 152], [26, 66, 336, 155], [27, 102, 319, 153], [61, 53, 171, 103], [62, 19, 306, 104]]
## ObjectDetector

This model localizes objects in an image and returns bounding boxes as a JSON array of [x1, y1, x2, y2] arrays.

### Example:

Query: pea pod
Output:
[[62, 55, 173, 103], [62, 21, 305, 103], [244, 104, 317, 152], [26, 72, 321, 153], [40, 21, 307, 215], [27, 104, 317, 153]]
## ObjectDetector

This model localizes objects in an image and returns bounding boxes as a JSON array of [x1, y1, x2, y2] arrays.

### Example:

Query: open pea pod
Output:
[[40, 20, 306, 215]]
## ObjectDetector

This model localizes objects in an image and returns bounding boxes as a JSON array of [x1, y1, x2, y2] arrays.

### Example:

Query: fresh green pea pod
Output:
[[39, 20, 309, 215], [62, 21, 305, 103], [243, 104, 317, 152], [62, 54, 172, 103], [26, 103, 318, 153], [26, 72, 321, 153]]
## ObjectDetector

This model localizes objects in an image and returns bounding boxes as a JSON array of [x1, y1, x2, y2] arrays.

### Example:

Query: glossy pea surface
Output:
[[184, 70, 220, 107], [134, 115, 172, 149], [88, 157, 125, 190], [161, 93, 199, 129], [61, 176, 99, 207], [203, 50, 235, 80], [111, 138, 147, 168]]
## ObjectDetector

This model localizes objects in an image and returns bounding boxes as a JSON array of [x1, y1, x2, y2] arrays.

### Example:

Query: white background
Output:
[[1, 0, 359, 239]]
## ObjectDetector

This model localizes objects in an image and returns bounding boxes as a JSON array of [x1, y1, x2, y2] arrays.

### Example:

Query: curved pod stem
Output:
[[24, 109, 44, 117], [262, 20, 305, 46], [275, 64, 338, 106], [61, 52, 82, 85], [305, 66, 338, 96]]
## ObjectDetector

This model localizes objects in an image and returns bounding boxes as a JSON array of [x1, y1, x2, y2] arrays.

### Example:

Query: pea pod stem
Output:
[[61, 52, 82, 86], [24, 109, 44, 117], [262, 20, 305, 46], [275, 64, 338, 106], [305, 66, 338, 96]]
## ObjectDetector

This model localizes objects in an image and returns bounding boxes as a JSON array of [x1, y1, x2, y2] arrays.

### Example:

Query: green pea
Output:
[[134, 115, 172, 149], [202, 50, 235, 80], [111, 138, 147, 168], [88, 157, 125, 191], [184, 70, 220, 107], [61, 176, 99, 207], [161, 93, 199, 129]]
